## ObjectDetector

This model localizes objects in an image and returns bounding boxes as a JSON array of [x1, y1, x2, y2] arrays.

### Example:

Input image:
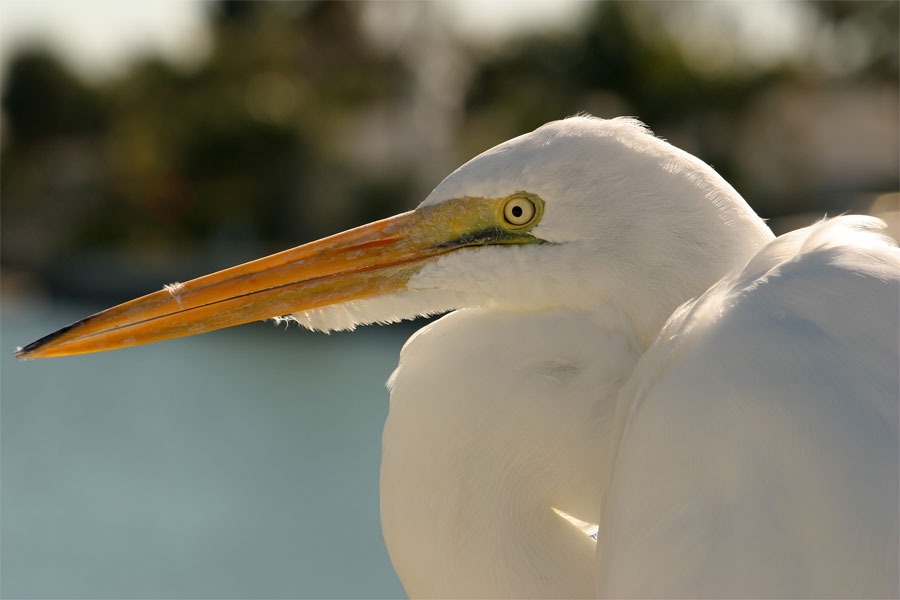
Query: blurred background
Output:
[[1, 1, 897, 597]]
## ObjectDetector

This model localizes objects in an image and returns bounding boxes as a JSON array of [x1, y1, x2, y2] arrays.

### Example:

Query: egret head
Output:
[[17, 116, 771, 358], [299, 116, 772, 340]]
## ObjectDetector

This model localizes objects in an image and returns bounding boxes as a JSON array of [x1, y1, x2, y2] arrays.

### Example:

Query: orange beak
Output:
[[16, 197, 538, 359]]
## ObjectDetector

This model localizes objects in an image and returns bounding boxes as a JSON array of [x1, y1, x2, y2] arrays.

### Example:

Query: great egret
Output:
[[18, 116, 900, 598]]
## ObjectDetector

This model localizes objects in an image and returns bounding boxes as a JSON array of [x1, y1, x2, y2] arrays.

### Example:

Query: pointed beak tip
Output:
[[15, 340, 49, 359], [14, 345, 34, 360], [14, 319, 85, 359]]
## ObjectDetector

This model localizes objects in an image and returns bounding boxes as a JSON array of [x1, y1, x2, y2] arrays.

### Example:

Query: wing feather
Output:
[[600, 217, 900, 598]]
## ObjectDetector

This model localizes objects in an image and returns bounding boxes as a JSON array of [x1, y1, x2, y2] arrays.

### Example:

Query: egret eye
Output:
[[503, 197, 536, 226]]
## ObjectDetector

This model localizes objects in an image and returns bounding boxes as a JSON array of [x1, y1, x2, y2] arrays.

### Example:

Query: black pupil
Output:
[[511, 205, 523, 218]]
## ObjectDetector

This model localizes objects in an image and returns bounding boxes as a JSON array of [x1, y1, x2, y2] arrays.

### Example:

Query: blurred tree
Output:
[[1, 0, 412, 296], [1, 48, 107, 142], [460, 0, 897, 217], [0, 1, 896, 299]]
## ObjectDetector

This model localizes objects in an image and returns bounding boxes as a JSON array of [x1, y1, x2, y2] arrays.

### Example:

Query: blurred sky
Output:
[[0, 0, 588, 81], [0, 0, 820, 83]]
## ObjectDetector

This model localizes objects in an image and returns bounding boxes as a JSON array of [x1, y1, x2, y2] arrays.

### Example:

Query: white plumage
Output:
[[601, 216, 899, 597], [376, 118, 899, 597], [20, 116, 900, 598]]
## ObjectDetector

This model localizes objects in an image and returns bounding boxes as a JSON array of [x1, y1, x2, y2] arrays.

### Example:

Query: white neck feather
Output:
[[381, 306, 642, 597]]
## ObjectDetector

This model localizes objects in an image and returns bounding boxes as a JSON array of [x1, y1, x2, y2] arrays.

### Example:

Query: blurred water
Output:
[[1, 300, 409, 598]]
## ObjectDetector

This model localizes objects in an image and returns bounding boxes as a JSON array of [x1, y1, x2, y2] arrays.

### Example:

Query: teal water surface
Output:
[[1, 300, 408, 598]]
